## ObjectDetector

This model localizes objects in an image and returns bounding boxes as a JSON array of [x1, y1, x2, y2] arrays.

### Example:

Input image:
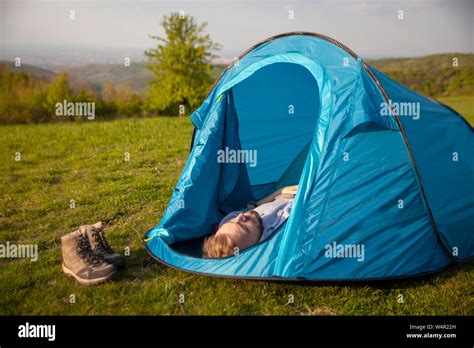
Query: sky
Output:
[[1, 0, 473, 64]]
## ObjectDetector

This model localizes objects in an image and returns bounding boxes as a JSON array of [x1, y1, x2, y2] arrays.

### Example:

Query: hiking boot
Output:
[[80, 222, 126, 268], [61, 229, 117, 285]]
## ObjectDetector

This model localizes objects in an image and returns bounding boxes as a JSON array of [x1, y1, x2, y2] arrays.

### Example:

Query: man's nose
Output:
[[236, 213, 246, 222]]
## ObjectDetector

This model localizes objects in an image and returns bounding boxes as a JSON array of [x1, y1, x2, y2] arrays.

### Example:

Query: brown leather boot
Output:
[[80, 222, 126, 268], [61, 229, 117, 285]]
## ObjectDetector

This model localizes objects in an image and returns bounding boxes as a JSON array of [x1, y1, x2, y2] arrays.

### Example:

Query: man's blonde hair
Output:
[[202, 233, 236, 258]]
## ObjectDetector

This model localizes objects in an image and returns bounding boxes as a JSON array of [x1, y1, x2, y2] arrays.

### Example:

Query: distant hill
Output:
[[368, 53, 474, 71], [66, 63, 225, 95], [0, 60, 225, 96], [67, 63, 153, 95], [368, 54, 474, 97], [0, 61, 56, 81]]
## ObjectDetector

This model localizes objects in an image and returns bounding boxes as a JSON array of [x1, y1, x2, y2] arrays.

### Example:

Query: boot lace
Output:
[[76, 232, 105, 266], [91, 226, 115, 254]]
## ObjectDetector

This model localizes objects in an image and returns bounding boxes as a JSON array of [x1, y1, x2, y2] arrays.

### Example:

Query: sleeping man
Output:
[[202, 185, 298, 258]]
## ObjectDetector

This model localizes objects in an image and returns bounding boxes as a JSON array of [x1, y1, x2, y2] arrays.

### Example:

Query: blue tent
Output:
[[145, 32, 474, 281]]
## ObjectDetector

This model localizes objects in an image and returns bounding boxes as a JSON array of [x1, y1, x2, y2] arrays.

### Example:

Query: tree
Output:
[[145, 12, 221, 115], [43, 71, 73, 117], [0, 64, 49, 123]]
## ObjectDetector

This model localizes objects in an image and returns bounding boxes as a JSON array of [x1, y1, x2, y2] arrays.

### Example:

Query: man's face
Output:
[[216, 211, 263, 252]]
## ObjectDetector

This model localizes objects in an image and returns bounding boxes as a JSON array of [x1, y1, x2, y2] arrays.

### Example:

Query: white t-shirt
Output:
[[218, 198, 294, 242]]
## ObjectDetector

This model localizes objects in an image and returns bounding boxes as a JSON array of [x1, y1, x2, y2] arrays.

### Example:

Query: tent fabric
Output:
[[145, 32, 473, 281], [369, 68, 474, 261]]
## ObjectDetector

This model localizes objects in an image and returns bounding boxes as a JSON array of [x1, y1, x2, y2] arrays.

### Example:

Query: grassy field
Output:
[[1, 99, 473, 315]]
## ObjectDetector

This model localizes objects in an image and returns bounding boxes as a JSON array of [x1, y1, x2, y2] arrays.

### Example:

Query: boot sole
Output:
[[62, 263, 116, 286]]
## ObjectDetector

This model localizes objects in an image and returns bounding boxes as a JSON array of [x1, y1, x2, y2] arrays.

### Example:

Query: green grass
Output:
[[1, 104, 473, 315]]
